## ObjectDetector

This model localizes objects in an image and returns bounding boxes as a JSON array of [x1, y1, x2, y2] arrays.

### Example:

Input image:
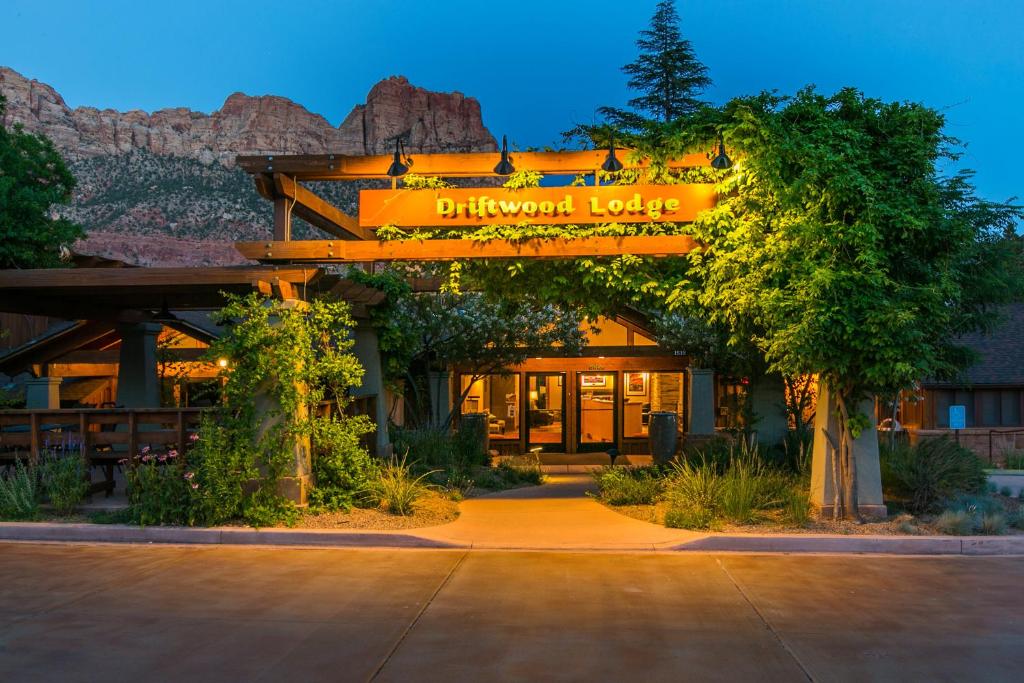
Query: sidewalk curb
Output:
[[673, 535, 1024, 555], [2, 522, 1023, 554]]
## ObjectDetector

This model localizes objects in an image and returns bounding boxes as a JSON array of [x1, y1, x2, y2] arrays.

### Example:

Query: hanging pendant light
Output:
[[601, 138, 623, 173], [493, 135, 515, 175], [710, 136, 732, 170], [386, 138, 410, 177]]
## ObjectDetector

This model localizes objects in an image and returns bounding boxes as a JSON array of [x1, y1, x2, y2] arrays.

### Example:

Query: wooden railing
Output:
[[0, 408, 209, 495]]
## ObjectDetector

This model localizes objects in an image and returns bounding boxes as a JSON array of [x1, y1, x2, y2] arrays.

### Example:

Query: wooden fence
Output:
[[0, 408, 208, 495]]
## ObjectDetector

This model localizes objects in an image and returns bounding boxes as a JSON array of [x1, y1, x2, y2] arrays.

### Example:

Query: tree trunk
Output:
[[835, 390, 862, 522]]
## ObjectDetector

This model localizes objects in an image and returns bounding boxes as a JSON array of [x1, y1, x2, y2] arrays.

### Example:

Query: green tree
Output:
[[684, 87, 1023, 518], [0, 95, 84, 267], [599, 0, 711, 131]]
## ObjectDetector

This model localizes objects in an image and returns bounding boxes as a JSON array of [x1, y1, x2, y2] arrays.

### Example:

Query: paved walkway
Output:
[[414, 474, 700, 550]]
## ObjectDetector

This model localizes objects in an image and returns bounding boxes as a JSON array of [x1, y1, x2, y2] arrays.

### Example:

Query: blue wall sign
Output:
[[949, 405, 966, 430]]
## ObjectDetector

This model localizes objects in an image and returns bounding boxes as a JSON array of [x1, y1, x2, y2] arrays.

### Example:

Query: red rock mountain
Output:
[[0, 67, 496, 162], [0, 67, 496, 265]]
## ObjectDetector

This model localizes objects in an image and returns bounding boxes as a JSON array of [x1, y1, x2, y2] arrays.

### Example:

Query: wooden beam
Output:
[[273, 174, 374, 241], [273, 197, 291, 241], [237, 150, 710, 181], [235, 235, 699, 263], [0, 267, 321, 290]]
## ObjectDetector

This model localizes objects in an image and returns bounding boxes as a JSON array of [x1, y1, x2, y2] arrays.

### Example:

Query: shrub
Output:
[[934, 510, 976, 536], [592, 466, 662, 505], [124, 448, 196, 526], [363, 454, 433, 515], [1009, 510, 1024, 530], [979, 513, 1007, 535], [718, 458, 789, 524], [881, 438, 987, 513], [38, 451, 88, 515], [782, 485, 812, 526], [665, 505, 717, 530], [0, 460, 39, 519], [664, 458, 723, 529], [999, 486, 1013, 498], [309, 415, 378, 511]]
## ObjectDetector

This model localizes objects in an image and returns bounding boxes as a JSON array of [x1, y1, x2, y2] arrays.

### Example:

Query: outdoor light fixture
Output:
[[386, 138, 410, 177], [493, 135, 515, 175], [152, 299, 178, 323], [601, 139, 623, 173], [710, 136, 732, 170], [217, 358, 229, 369]]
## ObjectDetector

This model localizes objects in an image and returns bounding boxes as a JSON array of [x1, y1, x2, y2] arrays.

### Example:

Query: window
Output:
[[459, 374, 520, 440], [932, 388, 1023, 428], [623, 372, 686, 438]]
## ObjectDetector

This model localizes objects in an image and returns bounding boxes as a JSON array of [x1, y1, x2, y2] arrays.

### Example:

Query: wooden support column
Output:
[[274, 198, 292, 241]]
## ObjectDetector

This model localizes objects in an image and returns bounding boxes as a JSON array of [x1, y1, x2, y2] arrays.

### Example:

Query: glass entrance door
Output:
[[526, 373, 565, 452], [577, 372, 617, 452]]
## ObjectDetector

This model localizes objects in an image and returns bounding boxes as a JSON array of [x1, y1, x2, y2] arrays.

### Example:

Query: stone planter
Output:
[[459, 412, 490, 465], [648, 412, 679, 465]]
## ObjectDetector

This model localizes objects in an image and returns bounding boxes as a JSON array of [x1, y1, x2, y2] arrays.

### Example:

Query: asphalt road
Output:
[[0, 543, 1022, 682]]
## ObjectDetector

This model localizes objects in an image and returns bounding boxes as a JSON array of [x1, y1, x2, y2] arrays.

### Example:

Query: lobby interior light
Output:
[[710, 136, 732, 170], [493, 135, 515, 175], [601, 139, 623, 173], [386, 138, 410, 177]]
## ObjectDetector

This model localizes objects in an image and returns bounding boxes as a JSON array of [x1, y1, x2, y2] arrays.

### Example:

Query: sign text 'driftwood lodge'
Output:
[[358, 184, 716, 228]]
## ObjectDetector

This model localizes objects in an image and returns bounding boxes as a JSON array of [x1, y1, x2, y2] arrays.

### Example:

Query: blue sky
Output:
[[3, 0, 1022, 207]]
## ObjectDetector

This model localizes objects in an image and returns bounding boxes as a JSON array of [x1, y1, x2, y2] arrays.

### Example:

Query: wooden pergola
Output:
[[0, 266, 385, 322], [235, 149, 713, 263]]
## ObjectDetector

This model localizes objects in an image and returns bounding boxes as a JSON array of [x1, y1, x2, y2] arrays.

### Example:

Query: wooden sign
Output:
[[358, 184, 716, 228]]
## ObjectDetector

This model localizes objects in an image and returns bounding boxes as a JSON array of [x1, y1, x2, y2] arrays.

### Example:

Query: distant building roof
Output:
[[925, 303, 1024, 388]]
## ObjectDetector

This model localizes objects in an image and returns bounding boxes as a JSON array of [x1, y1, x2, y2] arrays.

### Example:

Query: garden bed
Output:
[[605, 496, 1024, 536]]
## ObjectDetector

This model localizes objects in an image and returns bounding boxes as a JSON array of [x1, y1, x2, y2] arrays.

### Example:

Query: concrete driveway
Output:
[[0, 543, 1022, 682]]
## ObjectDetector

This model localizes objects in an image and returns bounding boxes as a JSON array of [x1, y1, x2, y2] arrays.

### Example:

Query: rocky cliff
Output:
[[0, 68, 496, 265]]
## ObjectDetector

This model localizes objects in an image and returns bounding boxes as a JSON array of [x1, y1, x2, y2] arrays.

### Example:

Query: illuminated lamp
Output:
[[710, 136, 732, 170], [493, 135, 515, 175], [217, 358, 229, 369], [386, 138, 410, 177]]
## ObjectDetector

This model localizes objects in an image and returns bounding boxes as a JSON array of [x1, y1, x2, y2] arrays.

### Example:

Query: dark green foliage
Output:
[[309, 415, 377, 511], [124, 451, 196, 526], [0, 460, 39, 520], [38, 451, 88, 515], [603, 0, 710, 128], [592, 466, 663, 505], [881, 438, 987, 513], [0, 95, 84, 267], [362, 454, 433, 516]]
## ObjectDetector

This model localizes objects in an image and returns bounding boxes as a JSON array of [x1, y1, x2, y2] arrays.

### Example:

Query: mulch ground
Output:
[[299, 490, 459, 530]]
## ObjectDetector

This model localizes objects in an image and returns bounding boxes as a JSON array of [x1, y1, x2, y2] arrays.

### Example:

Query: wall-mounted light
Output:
[[386, 138, 411, 177], [601, 138, 623, 173], [710, 136, 732, 170], [493, 135, 515, 175]]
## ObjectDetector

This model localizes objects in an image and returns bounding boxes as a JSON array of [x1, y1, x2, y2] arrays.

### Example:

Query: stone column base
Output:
[[813, 504, 888, 521]]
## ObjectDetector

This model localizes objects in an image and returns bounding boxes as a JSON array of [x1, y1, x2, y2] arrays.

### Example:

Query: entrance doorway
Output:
[[577, 372, 617, 452], [526, 372, 565, 451]]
